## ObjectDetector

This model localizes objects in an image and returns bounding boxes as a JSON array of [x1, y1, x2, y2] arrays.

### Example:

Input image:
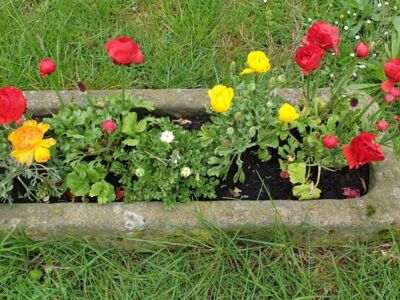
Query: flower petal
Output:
[[240, 68, 255, 75], [37, 123, 50, 134], [39, 138, 56, 148], [11, 149, 34, 165], [23, 120, 38, 128], [34, 146, 51, 163], [381, 80, 394, 93]]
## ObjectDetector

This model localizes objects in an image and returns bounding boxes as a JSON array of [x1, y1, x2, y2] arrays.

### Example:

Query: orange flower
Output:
[[8, 120, 56, 165]]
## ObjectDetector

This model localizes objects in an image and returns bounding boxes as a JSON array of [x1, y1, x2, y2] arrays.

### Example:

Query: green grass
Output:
[[0, 1, 400, 297], [1, 230, 400, 299]]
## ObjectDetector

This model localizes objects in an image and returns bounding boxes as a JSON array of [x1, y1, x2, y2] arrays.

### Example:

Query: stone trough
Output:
[[0, 89, 399, 249]]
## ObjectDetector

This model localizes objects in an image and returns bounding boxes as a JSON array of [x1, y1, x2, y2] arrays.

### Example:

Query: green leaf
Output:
[[136, 120, 147, 133], [123, 138, 139, 147], [293, 183, 321, 200], [66, 173, 90, 196], [131, 99, 155, 111], [288, 163, 306, 184], [89, 181, 115, 205], [122, 112, 139, 137]]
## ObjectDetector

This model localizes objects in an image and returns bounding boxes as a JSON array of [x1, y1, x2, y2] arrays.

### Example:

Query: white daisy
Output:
[[160, 131, 175, 143], [181, 167, 192, 178]]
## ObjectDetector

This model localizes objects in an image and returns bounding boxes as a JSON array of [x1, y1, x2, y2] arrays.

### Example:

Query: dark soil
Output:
[[215, 148, 369, 200]]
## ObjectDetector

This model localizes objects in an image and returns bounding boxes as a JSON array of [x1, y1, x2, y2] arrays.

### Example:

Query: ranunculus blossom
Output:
[[376, 120, 389, 132], [295, 44, 325, 75], [208, 85, 234, 113], [105, 37, 144, 65], [304, 21, 340, 54], [39, 58, 57, 77], [342, 132, 385, 169], [383, 93, 396, 103], [240, 51, 271, 75], [8, 120, 56, 165], [354, 41, 369, 58], [278, 103, 299, 122], [160, 130, 174, 143], [322, 134, 339, 149], [0, 86, 27, 125], [102, 120, 117, 134], [384, 58, 400, 82]]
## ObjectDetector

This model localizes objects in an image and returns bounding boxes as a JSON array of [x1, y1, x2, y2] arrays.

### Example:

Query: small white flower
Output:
[[355, 35, 360, 40], [394, 6, 397, 10], [330, 73, 334, 78], [135, 168, 145, 177], [160, 131, 174, 143], [353, 13, 357, 16], [350, 53, 355, 57], [377, 3, 382, 7], [358, 64, 366, 69], [347, 10, 351, 14], [181, 167, 192, 178], [373, 53, 377, 57], [385, 1, 389, 5], [352, 72, 357, 77], [308, 18, 312, 22], [335, 21, 339, 25], [367, 20, 372, 24], [384, 31, 389, 35], [344, 25, 349, 30], [263, 0, 267, 3], [331, 52, 336, 56]]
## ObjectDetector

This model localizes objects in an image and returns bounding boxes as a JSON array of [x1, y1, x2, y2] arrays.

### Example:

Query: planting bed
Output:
[[0, 88, 399, 249]]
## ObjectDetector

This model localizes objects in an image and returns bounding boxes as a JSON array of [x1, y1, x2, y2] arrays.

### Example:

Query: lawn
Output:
[[0, 0, 399, 298]]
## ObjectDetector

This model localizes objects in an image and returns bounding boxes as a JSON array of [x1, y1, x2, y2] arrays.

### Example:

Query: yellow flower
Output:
[[8, 120, 57, 165], [240, 51, 271, 75], [278, 103, 299, 122], [208, 85, 234, 113]]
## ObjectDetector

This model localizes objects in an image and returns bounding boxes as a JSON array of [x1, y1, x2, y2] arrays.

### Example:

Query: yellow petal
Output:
[[39, 138, 56, 148], [34, 146, 51, 163], [11, 149, 34, 165], [37, 123, 50, 134], [23, 120, 38, 128], [240, 68, 255, 75]]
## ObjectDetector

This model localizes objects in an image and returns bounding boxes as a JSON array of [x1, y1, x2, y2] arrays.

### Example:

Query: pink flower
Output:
[[354, 41, 369, 58], [322, 134, 339, 149], [342, 187, 361, 198], [376, 120, 389, 132], [39, 58, 56, 77], [102, 120, 117, 134], [383, 93, 396, 103]]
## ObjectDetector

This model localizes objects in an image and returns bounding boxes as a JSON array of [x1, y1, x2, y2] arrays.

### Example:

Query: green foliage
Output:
[[288, 162, 321, 200], [89, 181, 115, 205], [112, 118, 218, 209]]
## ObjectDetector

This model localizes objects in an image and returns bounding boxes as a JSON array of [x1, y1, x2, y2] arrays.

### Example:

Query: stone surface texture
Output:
[[0, 89, 397, 249]]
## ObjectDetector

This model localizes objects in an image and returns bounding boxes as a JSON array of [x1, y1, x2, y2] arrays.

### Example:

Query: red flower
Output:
[[383, 93, 396, 103], [39, 58, 56, 77], [384, 58, 400, 82], [0, 86, 27, 125], [354, 41, 369, 58], [342, 187, 360, 199], [295, 44, 325, 74], [102, 120, 117, 134], [322, 134, 339, 149], [105, 37, 144, 66], [342, 132, 385, 169], [394, 116, 400, 125], [376, 120, 389, 132], [116, 186, 124, 200], [304, 21, 340, 54]]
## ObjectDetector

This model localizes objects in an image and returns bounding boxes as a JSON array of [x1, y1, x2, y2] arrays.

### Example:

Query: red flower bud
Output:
[[376, 120, 389, 132], [77, 81, 87, 92], [116, 186, 124, 200], [354, 41, 369, 58], [322, 134, 339, 149], [279, 170, 290, 179], [384, 93, 396, 103], [394, 116, 400, 125], [39, 58, 56, 77], [102, 120, 117, 134]]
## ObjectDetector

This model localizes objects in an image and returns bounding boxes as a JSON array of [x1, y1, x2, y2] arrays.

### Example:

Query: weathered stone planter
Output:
[[0, 89, 399, 249]]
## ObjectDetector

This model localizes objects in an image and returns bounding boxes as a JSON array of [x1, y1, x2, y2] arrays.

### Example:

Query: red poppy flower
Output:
[[304, 21, 340, 54], [105, 37, 144, 66], [0, 86, 27, 125], [342, 132, 385, 169], [295, 44, 325, 74]]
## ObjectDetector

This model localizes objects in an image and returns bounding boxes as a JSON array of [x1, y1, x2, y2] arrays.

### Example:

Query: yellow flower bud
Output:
[[278, 103, 299, 122], [208, 85, 234, 113], [240, 51, 271, 75]]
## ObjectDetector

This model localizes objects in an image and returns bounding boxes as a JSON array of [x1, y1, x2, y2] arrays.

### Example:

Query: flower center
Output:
[[14, 127, 43, 149]]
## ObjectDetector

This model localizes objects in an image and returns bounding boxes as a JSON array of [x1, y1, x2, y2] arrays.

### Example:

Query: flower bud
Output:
[[226, 127, 235, 135], [247, 83, 256, 91], [102, 120, 117, 134], [39, 58, 56, 77], [96, 100, 106, 108], [135, 168, 145, 177], [249, 126, 257, 137], [354, 41, 369, 58], [234, 112, 241, 121], [181, 167, 192, 178], [376, 120, 389, 132], [322, 134, 339, 149]]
